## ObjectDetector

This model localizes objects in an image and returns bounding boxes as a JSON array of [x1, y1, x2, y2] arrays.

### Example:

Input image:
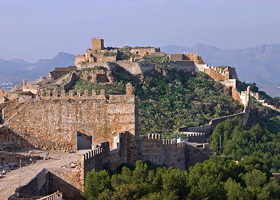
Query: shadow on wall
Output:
[[48, 172, 82, 200], [9, 169, 83, 200], [0, 126, 37, 152]]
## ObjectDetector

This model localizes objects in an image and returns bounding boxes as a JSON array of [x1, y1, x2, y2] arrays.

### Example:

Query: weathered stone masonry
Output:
[[3, 87, 138, 150]]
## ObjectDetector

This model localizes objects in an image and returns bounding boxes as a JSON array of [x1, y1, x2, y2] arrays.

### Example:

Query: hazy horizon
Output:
[[1, 0, 279, 62]]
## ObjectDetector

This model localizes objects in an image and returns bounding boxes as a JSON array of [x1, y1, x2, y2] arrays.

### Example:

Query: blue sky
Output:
[[0, 0, 279, 62]]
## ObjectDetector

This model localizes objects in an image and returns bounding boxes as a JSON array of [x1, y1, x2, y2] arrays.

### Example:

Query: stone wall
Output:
[[177, 133, 206, 143], [49, 66, 76, 80], [92, 39, 104, 50], [74, 55, 86, 66], [47, 168, 82, 200], [77, 69, 114, 84], [0, 89, 18, 103], [13, 168, 49, 198], [162, 60, 196, 72], [130, 47, 160, 57], [0, 126, 73, 151], [10, 168, 82, 200], [138, 133, 213, 170], [4, 88, 138, 150], [226, 66, 238, 80], [139, 134, 186, 169], [169, 53, 184, 61], [204, 68, 229, 81], [61, 72, 79, 91], [76, 132, 212, 190], [180, 125, 212, 134], [209, 112, 245, 128], [0, 151, 41, 166], [180, 105, 250, 134], [168, 52, 204, 64], [184, 143, 212, 169]]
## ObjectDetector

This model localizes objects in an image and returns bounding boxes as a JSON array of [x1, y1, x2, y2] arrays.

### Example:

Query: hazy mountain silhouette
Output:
[[0, 52, 76, 81]]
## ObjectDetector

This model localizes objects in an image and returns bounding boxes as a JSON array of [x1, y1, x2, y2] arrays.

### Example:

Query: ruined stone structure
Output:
[[49, 66, 76, 80], [130, 47, 161, 57], [202, 66, 251, 106], [169, 52, 205, 64], [74, 39, 202, 75], [74, 39, 118, 66], [77, 68, 114, 84], [0, 89, 18, 104]]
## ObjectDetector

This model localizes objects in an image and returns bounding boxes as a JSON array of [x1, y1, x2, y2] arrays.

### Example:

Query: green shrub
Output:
[[103, 51, 117, 57], [19, 91, 33, 96], [84, 158, 280, 199]]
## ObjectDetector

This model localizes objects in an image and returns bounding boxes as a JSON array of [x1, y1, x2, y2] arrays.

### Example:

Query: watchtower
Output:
[[92, 39, 104, 50]]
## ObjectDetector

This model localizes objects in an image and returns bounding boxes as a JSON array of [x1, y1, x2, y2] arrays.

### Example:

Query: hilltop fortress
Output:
[[0, 39, 258, 199]]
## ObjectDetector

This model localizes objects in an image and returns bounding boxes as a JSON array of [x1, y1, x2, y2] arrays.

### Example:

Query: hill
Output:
[[68, 64, 243, 135]]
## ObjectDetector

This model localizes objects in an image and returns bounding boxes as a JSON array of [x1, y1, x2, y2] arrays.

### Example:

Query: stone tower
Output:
[[126, 83, 133, 95], [92, 39, 104, 50]]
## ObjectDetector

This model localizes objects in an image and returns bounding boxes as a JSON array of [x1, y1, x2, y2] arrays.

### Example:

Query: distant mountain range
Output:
[[162, 43, 280, 97], [0, 44, 280, 97], [0, 52, 76, 82]]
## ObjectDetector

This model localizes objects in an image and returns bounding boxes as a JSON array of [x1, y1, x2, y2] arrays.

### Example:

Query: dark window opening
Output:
[[97, 74, 110, 83], [229, 87, 233, 97], [77, 132, 92, 150], [0, 111, 2, 124]]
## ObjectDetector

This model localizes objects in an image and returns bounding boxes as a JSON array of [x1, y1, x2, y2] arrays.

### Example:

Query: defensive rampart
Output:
[[76, 132, 213, 191], [180, 104, 250, 134], [3, 85, 138, 150], [139, 133, 213, 169]]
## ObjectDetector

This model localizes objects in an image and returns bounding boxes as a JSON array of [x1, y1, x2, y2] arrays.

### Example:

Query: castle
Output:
[[1, 39, 256, 199]]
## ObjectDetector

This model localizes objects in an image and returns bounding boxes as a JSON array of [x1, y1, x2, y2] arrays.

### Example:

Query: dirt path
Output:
[[0, 150, 87, 200]]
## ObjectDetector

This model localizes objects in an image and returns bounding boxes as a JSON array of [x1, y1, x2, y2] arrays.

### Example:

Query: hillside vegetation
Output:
[[69, 61, 243, 135], [211, 117, 280, 172], [84, 158, 280, 200]]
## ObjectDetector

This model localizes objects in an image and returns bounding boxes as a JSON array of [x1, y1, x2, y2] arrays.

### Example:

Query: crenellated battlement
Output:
[[84, 147, 103, 160], [38, 89, 109, 100], [162, 139, 177, 144], [146, 133, 162, 140], [177, 142, 186, 148], [143, 133, 208, 149], [185, 132, 205, 137]]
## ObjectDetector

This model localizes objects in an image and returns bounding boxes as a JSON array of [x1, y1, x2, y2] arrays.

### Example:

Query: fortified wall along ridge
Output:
[[1, 38, 255, 200]]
